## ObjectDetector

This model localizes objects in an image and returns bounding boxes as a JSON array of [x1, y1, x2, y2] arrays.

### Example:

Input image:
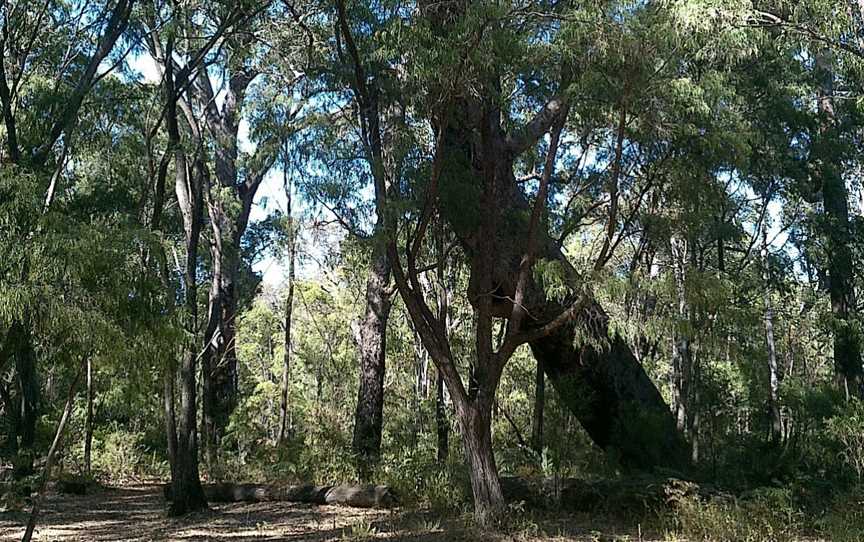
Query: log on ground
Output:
[[164, 482, 398, 508]]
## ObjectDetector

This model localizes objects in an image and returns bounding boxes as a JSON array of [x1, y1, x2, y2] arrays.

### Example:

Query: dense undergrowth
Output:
[[5, 393, 860, 541]]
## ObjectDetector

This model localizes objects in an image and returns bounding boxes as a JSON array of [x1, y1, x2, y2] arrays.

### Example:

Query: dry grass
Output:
[[0, 484, 829, 541]]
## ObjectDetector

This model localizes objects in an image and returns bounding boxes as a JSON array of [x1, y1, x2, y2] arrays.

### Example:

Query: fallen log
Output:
[[164, 482, 398, 508]]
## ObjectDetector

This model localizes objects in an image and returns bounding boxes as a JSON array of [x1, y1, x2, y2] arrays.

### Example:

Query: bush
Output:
[[89, 424, 169, 483], [825, 400, 864, 481], [817, 487, 864, 542], [663, 486, 801, 542]]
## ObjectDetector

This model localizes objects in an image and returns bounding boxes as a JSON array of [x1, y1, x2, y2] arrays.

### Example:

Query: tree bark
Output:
[[169, 153, 208, 517], [277, 171, 296, 445], [762, 227, 782, 442], [84, 356, 93, 477], [459, 403, 505, 526], [815, 52, 862, 399], [163, 366, 178, 483], [531, 360, 545, 454], [351, 243, 391, 477], [162, 47, 207, 514], [435, 369, 448, 462]]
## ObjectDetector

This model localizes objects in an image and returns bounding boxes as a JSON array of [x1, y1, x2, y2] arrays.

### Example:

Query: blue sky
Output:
[[128, 53, 317, 288]]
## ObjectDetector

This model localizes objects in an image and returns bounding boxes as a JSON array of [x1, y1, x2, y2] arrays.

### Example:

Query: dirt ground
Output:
[[0, 484, 665, 541]]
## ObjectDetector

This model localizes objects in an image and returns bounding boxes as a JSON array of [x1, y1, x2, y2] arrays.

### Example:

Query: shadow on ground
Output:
[[0, 484, 654, 541]]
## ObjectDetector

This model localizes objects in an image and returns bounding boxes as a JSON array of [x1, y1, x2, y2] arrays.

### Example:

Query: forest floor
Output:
[[0, 483, 685, 541]]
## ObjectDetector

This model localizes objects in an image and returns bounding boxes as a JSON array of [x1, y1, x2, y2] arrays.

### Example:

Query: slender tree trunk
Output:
[[351, 243, 392, 478], [278, 173, 296, 445], [435, 369, 448, 462], [670, 236, 692, 436], [84, 356, 93, 477], [762, 226, 782, 442], [21, 360, 85, 542], [163, 366, 178, 482], [531, 360, 545, 454], [690, 361, 700, 464]]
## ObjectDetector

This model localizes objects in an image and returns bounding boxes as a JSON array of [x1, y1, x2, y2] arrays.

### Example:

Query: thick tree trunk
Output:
[[530, 307, 690, 472], [168, 151, 207, 516], [351, 243, 391, 477], [170, 345, 208, 516], [84, 356, 93, 477], [458, 404, 505, 526], [431, 87, 688, 472], [201, 248, 240, 466], [531, 360, 545, 454], [816, 52, 863, 399]]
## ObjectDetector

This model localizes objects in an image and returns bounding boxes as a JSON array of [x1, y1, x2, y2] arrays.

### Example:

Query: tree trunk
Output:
[[459, 404, 505, 526], [84, 356, 93, 477], [351, 243, 391, 477], [530, 310, 690, 472], [531, 359, 545, 454], [168, 149, 207, 515], [21, 359, 85, 542], [815, 53, 862, 399], [163, 366, 178, 483], [670, 236, 693, 436], [5, 320, 38, 477], [277, 237, 295, 445], [201, 246, 239, 466], [762, 227, 782, 442], [277, 167, 296, 445], [170, 343, 208, 516], [435, 369, 448, 463]]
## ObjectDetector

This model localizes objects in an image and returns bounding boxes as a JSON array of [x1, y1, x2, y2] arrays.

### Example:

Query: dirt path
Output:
[[0, 484, 404, 541], [0, 484, 672, 541]]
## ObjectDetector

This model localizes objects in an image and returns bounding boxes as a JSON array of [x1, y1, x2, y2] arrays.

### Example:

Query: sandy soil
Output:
[[0, 484, 664, 541]]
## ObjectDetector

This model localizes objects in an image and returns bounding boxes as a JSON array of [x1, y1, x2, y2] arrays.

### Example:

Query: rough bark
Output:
[[351, 243, 392, 476], [435, 369, 448, 462], [169, 151, 208, 516], [163, 366, 178, 483], [165, 482, 398, 508], [815, 52, 862, 399], [531, 359, 545, 454], [161, 44, 207, 515], [530, 304, 690, 471], [459, 404, 505, 526]]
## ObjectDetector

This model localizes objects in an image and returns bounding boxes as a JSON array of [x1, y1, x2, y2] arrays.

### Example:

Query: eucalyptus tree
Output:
[[751, 1, 864, 399], [0, 0, 134, 471], [181, 1, 315, 462], [329, 0, 703, 521]]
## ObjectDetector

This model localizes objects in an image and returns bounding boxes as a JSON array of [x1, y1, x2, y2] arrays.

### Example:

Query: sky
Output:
[[126, 51, 805, 290], [128, 53, 307, 288]]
